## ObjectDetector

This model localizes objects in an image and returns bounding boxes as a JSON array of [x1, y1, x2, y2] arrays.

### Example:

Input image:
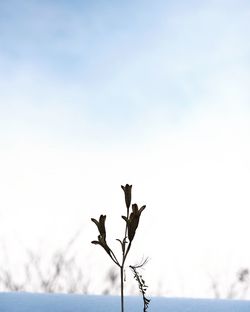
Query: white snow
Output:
[[0, 293, 250, 312]]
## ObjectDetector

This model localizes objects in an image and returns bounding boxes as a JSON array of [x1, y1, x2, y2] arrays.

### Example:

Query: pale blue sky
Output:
[[0, 1, 250, 297], [1, 0, 249, 146]]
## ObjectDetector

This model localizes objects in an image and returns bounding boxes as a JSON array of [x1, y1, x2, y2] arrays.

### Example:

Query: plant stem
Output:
[[120, 241, 132, 312], [109, 250, 120, 267], [120, 206, 130, 312], [123, 242, 131, 263], [120, 265, 124, 312]]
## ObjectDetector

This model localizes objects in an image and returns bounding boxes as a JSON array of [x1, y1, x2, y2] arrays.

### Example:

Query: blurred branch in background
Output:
[[1, 232, 250, 298], [0, 231, 90, 294], [210, 268, 250, 299], [102, 266, 120, 295]]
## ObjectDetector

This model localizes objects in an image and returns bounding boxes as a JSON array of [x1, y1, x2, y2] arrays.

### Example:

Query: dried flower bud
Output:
[[121, 184, 132, 209], [123, 203, 146, 241], [91, 235, 111, 256], [91, 215, 112, 256], [91, 215, 106, 240]]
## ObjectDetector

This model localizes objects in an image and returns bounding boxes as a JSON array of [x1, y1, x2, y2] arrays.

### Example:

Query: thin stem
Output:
[[123, 241, 132, 265], [121, 265, 124, 312], [120, 206, 131, 312], [124, 207, 129, 240], [109, 250, 120, 267], [119, 241, 132, 312]]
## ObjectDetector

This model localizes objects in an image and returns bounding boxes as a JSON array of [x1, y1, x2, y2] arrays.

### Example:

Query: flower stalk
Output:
[[91, 184, 148, 312]]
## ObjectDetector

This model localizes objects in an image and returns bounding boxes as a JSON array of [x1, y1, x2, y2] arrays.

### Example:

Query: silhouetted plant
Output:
[[130, 259, 150, 312], [91, 184, 149, 312]]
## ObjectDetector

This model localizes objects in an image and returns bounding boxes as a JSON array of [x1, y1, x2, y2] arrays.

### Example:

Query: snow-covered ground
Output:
[[0, 293, 250, 312]]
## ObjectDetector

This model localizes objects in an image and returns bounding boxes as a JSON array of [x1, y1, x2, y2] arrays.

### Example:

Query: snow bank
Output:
[[0, 292, 250, 312]]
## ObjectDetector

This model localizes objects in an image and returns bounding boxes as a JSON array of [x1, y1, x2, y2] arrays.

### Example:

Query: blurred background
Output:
[[0, 0, 250, 299]]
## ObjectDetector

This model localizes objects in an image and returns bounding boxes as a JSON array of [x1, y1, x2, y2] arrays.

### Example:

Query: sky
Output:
[[0, 0, 250, 298]]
